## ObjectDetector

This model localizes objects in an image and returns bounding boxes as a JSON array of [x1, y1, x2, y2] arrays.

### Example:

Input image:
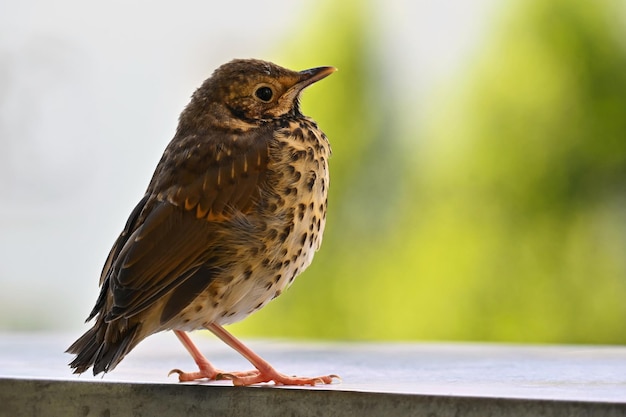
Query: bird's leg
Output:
[[205, 322, 339, 386], [169, 330, 221, 381], [169, 330, 257, 382]]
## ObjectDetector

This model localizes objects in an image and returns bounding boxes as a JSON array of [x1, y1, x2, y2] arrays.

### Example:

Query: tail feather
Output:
[[66, 319, 141, 376]]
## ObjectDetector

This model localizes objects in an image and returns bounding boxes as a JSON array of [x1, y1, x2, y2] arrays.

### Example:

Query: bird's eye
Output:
[[254, 86, 274, 102]]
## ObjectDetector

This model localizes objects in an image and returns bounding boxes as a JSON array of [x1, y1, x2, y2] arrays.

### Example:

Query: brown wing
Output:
[[95, 127, 272, 323]]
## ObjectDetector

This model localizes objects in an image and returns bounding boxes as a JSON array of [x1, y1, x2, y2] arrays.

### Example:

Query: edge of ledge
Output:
[[2, 377, 625, 417]]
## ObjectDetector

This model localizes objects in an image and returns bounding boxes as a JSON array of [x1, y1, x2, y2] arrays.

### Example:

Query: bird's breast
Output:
[[170, 117, 331, 329], [212, 118, 330, 325], [267, 117, 331, 277]]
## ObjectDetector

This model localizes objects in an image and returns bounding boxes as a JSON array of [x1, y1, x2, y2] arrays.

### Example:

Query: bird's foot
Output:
[[168, 361, 258, 382], [168, 361, 218, 382], [172, 327, 340, 386], [219, 368, 340, 386]]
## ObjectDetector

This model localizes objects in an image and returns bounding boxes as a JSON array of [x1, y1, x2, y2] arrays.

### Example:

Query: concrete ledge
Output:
[[2, 377, 625, 417], [1, 333, 625, 416]]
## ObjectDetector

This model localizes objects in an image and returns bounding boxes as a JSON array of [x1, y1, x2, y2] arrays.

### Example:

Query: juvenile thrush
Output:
[[66, 59, 337, 386]]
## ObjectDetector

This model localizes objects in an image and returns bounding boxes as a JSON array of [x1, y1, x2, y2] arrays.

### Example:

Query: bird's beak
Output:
[[296, 66, 337, 90], [271, 66, 336, 117], [284, 66, 337, 98]]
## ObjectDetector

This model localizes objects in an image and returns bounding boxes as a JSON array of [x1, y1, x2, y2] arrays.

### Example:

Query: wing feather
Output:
[[97, 127, 272, 322]]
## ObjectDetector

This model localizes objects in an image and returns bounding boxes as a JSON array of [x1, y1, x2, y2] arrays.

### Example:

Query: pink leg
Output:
[[205, 322, 339, 386], [169, 330, 221, 381], [169, 330, 257, 382]]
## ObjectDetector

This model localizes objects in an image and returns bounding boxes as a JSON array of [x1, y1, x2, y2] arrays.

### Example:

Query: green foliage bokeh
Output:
[[233, 0, 626, 344]]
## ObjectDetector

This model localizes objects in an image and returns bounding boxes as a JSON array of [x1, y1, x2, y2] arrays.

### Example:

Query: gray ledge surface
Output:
[[1, 332, 625, 416]]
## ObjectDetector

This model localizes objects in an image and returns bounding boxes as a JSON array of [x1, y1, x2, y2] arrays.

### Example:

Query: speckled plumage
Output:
[[67, 59, 336, 385], [164, 118, 330, 330]]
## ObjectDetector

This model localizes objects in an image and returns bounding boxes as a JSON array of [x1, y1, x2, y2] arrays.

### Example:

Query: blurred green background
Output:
[[1, 0, 624, 345], [234, 0, 626, 344]]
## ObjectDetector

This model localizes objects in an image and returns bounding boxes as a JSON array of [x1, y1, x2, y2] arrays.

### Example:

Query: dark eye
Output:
[[255, 86, 274, 102]]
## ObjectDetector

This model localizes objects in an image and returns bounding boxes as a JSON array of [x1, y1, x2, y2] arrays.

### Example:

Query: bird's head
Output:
[[179, 59, 336, 133]]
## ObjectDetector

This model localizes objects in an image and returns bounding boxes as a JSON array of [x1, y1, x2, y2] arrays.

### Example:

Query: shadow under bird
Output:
[[66, 59, 338, 386]]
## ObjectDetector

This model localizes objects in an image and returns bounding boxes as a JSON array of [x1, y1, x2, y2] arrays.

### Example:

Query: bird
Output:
[[66, 59, 337, 386]]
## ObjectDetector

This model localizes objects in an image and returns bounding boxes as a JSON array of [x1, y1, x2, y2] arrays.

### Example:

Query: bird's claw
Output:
[[168, 367, 219, 382]]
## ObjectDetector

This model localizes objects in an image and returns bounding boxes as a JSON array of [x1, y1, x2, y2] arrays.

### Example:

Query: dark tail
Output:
[[66, 318, 141, 375]]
